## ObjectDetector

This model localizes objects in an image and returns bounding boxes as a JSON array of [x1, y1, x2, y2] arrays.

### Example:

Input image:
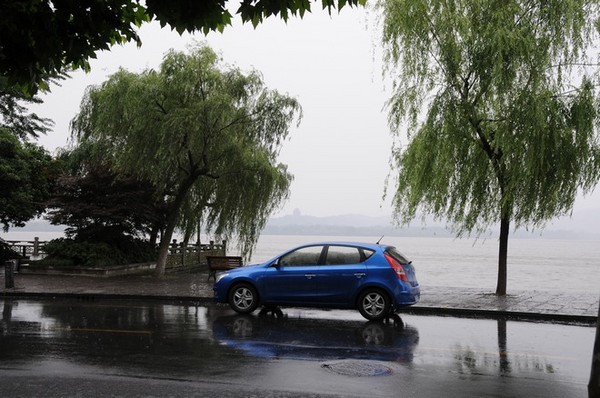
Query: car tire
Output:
[[358, 289, 391, 321], [228, 283, 259, 314]]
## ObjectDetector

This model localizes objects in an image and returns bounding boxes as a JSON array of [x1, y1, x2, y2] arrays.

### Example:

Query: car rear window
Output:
[[386, 247, 410, 264], [325, 246, 361, 265], [324, 246, 376, 265]]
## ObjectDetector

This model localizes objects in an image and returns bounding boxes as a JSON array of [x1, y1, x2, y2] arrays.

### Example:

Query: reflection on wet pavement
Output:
[[0, 297, 594, 398], [212, 310, 419, 362]]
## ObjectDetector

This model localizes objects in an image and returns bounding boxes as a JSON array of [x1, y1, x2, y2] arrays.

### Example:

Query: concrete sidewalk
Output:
[[1, 269, 598, 324]]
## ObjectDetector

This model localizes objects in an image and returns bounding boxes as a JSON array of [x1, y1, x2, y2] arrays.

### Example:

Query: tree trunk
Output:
[[154, 176, 197, 276], [149, 227, 159, 246], [154, 215, 178, 276], [496, 216, 510, 295]]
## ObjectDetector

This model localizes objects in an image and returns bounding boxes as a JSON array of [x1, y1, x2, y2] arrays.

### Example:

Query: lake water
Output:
[[245, 235, 600, 294], [3, 232, 599, 294]]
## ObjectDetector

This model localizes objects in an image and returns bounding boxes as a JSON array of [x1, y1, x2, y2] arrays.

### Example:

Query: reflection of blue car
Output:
[[212, 312, 419, 363], [213, 242, 420, 321]]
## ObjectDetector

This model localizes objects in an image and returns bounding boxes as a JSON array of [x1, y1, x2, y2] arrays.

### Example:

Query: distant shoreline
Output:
[[2, 211, 599, 241], [2, 228, 598, 242]]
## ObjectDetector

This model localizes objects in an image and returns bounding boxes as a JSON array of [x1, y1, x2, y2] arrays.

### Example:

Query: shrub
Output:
[[0, 241, 16, 263], [37, 236, 157, 267]]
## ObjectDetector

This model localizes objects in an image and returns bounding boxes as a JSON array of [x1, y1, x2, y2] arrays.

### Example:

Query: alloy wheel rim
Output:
[[363, 293, 385, 316], [233, 287, 254, 309]]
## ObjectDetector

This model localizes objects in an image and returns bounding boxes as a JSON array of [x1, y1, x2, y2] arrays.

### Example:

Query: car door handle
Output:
[[354, 273, 366, 278], [305, 274, 316, 279]]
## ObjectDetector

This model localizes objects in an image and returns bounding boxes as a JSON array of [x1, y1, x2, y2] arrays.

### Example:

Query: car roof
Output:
[[293, 241, 391, 251]]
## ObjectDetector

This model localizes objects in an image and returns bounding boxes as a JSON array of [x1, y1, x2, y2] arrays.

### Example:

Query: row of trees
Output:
[[2, 0, 354, 270], [2, 0, 340, 272], [1, 45, 302, 275]]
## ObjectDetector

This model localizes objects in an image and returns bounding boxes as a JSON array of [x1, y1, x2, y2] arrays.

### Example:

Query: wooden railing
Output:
[[1, 237, 46, 258], [167, 240, 226, 255], [166, 240, 227, 269], [1, 237, 228, 266]]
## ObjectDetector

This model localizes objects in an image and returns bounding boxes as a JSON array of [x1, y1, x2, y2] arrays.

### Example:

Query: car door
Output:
[[316, 245, 367, 306], [261, 245, 324, 304]]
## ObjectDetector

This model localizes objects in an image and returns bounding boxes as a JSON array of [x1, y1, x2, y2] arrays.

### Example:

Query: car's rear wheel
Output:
[[228, 283, 259, 314], [358, 289, 391, 321]]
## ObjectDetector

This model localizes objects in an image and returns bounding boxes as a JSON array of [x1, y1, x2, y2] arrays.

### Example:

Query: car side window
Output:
[[361, 249, 375, 260], [279, 246, 324, 266], [325, 246, 362, 265]]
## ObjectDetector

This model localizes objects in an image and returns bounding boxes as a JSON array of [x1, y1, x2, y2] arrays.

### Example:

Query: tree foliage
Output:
[[71, 44, 302, 275], [0, 129, 58, 231], [379, 0, 600, 294], [0, 77, 54, 139], [0, 0, 365, 95], [46, 145, 167, 242]]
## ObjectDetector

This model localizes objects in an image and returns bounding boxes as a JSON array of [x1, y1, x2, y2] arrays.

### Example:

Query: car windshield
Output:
[[386, 247, 410, 265]]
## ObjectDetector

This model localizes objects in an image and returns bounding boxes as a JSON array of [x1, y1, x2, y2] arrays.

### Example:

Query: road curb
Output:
[[2, 291, 596, 325], [402, 305, 598, 325], [0, 291, 215, 305]]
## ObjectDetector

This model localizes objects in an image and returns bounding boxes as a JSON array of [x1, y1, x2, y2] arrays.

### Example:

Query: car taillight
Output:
[[385, 253, 409, 282]]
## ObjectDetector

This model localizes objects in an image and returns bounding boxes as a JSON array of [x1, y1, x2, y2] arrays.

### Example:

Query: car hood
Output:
[[225, 263, 264, 274]]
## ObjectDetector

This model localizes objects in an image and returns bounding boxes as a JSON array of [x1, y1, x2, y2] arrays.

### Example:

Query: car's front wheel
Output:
[[358, 289, 391, 321], [228, 283, 259, 314]]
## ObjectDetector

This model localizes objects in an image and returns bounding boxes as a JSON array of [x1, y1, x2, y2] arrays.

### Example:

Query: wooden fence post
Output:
[[4, 260, 15, 289], [33, 237, 40, 256], [196, 238, 201, 264]]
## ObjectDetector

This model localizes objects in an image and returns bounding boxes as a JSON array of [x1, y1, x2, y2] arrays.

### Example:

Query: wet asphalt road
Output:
[[0, 298, 595, 397]]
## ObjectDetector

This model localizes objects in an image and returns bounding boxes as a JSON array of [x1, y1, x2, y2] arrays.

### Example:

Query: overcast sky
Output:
[[29, 5, 600, 220]]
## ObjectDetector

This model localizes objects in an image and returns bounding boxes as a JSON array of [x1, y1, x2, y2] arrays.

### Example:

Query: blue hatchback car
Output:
[[213, 242, 420, 321]]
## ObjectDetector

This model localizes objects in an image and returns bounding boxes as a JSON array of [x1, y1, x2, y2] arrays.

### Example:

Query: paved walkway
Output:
[[1, 269, 598, 324]]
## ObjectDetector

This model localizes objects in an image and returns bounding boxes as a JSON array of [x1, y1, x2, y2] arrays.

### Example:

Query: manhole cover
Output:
[[321, 360, 393, 377]]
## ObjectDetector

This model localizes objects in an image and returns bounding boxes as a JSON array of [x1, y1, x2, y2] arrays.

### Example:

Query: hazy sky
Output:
[[29, 5, 600, 220]]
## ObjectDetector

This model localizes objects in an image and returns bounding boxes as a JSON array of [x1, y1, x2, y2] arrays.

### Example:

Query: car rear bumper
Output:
[[393, 283, 420, 307]]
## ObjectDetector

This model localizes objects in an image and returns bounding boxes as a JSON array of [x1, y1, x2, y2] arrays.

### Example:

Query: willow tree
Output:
[[379, 0, 600, 295], [72, 44, 301, 275]]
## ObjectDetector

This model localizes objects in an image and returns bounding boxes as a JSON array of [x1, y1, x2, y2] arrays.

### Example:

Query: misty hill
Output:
[[268, 213, 395, 228], [265, 213, 451, 237], [265, 209, 600, 239]]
